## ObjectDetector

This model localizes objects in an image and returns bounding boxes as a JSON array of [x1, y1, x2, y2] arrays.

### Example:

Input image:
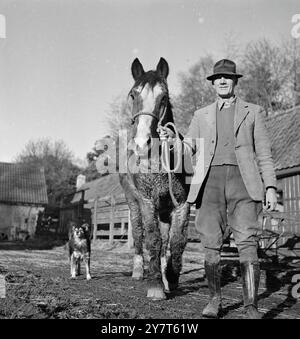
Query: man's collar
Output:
[[217, 95, 236, 110]]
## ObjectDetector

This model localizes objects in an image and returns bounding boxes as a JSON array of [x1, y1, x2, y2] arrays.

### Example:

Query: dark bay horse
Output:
[[119, 58, 191, 300]]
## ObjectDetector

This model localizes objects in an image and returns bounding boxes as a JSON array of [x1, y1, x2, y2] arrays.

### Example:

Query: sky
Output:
[[0, 0, 299, 163]]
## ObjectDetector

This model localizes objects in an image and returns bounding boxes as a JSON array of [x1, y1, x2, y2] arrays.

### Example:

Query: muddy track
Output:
[[0, 240, 299, 319]]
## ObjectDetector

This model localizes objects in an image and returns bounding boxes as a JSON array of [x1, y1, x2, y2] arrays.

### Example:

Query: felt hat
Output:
[[207, 59, 243, 81]]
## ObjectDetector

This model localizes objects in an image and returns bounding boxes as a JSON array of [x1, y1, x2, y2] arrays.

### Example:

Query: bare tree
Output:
[[16, 138, 81, 206], [282, 38, 300, 108], [222, 31, 242, 62], [239, 39, 292, 114], [107, 94, 131, 139], [173, 55, 215, 133]]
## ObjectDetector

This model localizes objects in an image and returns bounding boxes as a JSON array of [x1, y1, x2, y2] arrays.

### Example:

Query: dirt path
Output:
[[0, 240, 299, 319]]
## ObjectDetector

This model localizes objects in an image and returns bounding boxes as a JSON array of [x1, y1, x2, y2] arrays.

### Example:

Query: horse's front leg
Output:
[[167, 202, 190, 291], [120, 174, 145, 280], [141, 199, 166, 300], [128, 201, 144, 280], [159, 213, 171, 293]]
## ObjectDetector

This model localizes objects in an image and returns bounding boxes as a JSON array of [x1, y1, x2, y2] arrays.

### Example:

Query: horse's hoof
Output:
[[86, 274, 92, 281], [147, 287, 167, 300], [132, 255, 144, 280]]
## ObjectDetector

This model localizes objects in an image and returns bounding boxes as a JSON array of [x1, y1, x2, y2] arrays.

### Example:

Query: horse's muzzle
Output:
[[134, 137, 151, 156]]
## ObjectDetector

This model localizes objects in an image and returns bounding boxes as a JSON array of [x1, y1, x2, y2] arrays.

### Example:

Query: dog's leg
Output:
[[70, 254, 76, 279], [84, 254, 92, 281], [76, 260, 81, 276]]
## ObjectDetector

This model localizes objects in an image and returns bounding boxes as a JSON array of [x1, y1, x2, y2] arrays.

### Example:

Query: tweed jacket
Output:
[[182, 97, 277, 203]]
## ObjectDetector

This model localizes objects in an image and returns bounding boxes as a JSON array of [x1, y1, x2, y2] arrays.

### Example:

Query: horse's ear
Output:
[[156, 57, 169, 79], [131, 58, 145, 81]]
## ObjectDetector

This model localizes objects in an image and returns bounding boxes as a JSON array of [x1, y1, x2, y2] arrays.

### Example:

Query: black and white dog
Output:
[[68, 221, 91, 280]]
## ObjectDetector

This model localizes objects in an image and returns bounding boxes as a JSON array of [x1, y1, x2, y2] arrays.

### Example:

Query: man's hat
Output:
[[207, 59, 243, 81]]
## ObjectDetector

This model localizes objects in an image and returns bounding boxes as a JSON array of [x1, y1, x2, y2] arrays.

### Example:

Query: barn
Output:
[[266, 105, 300, 216], [264, 105, 300, 244], [0, 162, 48, 240]]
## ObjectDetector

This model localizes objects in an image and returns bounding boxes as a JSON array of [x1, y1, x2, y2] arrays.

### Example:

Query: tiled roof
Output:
[[266, 106, 300, 171], [0, 162, 48, 205], [72, 174, 124, 203]]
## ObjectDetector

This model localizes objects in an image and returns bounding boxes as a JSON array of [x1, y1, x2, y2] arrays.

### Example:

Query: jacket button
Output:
[[212, 140, 215, 144]]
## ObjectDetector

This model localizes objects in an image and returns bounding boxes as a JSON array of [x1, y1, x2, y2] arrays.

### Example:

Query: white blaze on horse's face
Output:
[[134, 83, 163, 151]]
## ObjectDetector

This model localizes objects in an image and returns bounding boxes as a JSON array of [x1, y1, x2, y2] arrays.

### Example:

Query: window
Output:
[[97, 223, 109, 231]]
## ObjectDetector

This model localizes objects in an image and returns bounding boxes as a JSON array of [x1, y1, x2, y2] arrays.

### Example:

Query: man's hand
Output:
[[265, 187, 277, 211], [157, 126, 175, 141]]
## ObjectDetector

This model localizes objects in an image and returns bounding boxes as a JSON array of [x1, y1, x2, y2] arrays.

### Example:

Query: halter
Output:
[[131, 105, 168, 126]]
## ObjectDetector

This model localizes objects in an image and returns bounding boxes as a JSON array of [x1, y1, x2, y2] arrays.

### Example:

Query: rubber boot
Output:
[[202, 262, 222, 318], [240, 261, 262, 319]]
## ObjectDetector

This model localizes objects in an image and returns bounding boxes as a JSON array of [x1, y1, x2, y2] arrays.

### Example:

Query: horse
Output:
[[119, 57, 191, 300]]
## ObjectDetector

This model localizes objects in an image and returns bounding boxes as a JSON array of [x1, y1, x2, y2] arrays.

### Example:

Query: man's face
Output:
[[213, 75, 237, 98]]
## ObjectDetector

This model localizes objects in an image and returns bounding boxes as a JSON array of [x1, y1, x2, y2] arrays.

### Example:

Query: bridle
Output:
[[131, 105, 168, 127]]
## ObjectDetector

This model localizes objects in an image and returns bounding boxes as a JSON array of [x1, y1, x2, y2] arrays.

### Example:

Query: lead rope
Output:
[[157, 107, 182, 208]]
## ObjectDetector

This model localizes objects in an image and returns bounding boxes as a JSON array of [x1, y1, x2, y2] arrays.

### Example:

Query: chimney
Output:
[[76, 174, 86, 190]]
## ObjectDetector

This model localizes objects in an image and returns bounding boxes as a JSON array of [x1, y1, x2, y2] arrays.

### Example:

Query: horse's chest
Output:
[[134, 173, 183, 200]]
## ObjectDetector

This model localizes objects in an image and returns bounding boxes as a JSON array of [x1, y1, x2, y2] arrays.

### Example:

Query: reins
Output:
[[132, 105, 182, 208], [158, 114, 182, 208]]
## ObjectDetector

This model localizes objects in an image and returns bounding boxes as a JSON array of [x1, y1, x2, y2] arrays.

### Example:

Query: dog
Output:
[[68, 221, 91, 280]]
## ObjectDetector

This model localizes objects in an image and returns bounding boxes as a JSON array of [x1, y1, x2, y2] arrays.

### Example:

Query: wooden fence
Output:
[[92, 194, 133, 247]]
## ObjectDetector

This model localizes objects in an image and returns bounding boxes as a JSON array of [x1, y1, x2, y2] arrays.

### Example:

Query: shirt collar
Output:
[[217, 95, 237, 110]]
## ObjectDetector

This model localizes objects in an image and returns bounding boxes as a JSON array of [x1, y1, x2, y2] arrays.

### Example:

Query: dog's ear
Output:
[[68, 221, 77, 233], [82, 223, 90, 232]]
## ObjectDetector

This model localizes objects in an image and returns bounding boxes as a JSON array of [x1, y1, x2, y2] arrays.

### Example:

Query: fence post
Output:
[[127, 209, 134, 249], [93, 198, 98, 242], [109, 195, 115, 244]]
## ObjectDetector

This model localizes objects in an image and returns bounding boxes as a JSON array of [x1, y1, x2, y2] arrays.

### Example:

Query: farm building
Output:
[[263, 105, 300, 246], [266, 105, 300, 216], [0, 162, 48, 240], [71, 174, 130, 243]]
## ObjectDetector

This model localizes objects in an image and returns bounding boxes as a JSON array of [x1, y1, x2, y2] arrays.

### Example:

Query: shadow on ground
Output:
[[0, 237, 67, 251]]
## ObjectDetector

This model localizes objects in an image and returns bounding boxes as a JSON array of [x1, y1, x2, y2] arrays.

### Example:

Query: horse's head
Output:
[[128, 57, 172, 153]]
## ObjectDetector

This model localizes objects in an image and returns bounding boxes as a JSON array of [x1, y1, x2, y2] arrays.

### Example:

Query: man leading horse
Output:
[[159, 59, 277, 319]]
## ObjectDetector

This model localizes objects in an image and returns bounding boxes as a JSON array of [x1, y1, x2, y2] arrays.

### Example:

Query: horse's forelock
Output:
[[133, 70, 168, 94]]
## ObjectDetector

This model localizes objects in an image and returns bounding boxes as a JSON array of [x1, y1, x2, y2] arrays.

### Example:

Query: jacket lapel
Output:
[[234, 97, 250, 136], [205, 101, 217, 139]]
